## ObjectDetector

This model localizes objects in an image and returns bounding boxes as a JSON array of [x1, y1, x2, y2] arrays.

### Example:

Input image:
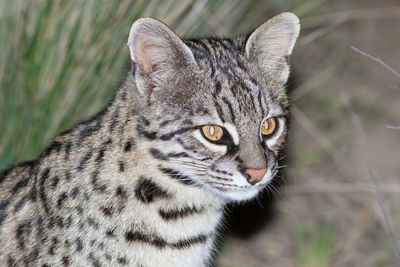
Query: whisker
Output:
[[277, 165, 290, 169]]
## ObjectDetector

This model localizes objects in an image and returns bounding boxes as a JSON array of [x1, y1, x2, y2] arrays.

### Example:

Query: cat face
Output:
[[128, 14, 299, 201]]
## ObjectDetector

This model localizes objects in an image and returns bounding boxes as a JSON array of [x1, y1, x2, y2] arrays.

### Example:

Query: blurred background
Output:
[[1, 0, 399, 266]]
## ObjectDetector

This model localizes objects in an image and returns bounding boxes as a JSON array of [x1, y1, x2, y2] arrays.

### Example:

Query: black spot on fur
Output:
[[65, 171, 72, 182], [77, 151, 93, 171], [149, 148, 168, 161], [123, 139, 134, 152], [76, 118, 102, 147], [139, 114, 150, 126], [118, 257, 128, 265], [171, 234, 208, 249], [51, 176, 60, 189], [167, 152, 190, 158], [0, 199, 10, 211], [118, 161, 125, 172], [76, 238, 83, 252], [62, 255, 70, 266], [65, 216, 73, 228], [90, 169, 107, 192], [136, 124, 157, 140], [159, 206, 204, 221], [159, 119, 173, 128], [87, 217, 99, 229], [57, 192, 68, 208], [100, 205, 114, 217], [88, 252, 101, 267], [39, 168, 51, 214], [49, 237, 59, 255], [43, 141, 63, 157], [71, 187, 79, 199], [96, 149, 106, 165], [56, 216, 64, 228], [14, 194, 31, 213], [106, 228, 116, 238], [135, 177, 170, 203], [116, 185, 128, 198], [76, 206, 83, 215], [26, 248, 39, 265], [110, 109, 119, 132], [12, 176, 30, 194], [0, 213, 7, 226], [125, 230, 208, 249]]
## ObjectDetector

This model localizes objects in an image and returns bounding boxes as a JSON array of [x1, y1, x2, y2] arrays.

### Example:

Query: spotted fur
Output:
[[0, 13, 299, 266]]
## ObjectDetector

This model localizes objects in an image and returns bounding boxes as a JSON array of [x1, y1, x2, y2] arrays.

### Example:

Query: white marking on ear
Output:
[[222, 122, 239, 146], [193, 130, 227, 154]]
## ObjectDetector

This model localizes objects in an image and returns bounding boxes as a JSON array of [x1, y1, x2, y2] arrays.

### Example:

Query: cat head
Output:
[[127, 13, 300, 202]]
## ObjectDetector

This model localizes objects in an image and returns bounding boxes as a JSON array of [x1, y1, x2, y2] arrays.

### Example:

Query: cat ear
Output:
[[127, 18, 197, 97], [245, 12, 300, 84]]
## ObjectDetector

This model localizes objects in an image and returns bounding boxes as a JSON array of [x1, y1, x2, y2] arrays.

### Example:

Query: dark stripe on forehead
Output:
[[257, 90, 266, 115], [259, 90, 269, 116], [214, 81, 222, 96], [214, 99, 225, 123], [229, 83, 242, 113], [248, 92, 256, 113], [239, 80, 251, 93], [187, 39, 215, 77], [221, 97, 236, 123]]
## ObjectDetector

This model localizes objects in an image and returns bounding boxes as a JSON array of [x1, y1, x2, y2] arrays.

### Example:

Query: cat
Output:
[[0, 12, 299, 267]]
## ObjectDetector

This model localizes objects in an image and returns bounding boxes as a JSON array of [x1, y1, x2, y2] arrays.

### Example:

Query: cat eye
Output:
[[261, 117, 277, 137], [201, 125, 224, 141]]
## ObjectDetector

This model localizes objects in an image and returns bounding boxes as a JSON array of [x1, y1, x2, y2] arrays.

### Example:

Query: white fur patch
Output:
[[222, 122, 239, 145]]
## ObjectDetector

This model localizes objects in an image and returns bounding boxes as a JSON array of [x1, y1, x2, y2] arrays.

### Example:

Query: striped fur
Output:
[[0, 13, 299, 266]]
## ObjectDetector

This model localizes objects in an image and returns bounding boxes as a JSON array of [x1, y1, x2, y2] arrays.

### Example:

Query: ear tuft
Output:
[[245, 12, 300, 83]]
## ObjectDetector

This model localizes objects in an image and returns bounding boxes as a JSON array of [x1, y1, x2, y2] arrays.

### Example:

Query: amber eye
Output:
[[261, 118, 277, 136], [201, 125, 224, 141]]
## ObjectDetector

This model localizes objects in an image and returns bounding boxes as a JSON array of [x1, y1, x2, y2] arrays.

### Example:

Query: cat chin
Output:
[[218, 187, 261, 202]]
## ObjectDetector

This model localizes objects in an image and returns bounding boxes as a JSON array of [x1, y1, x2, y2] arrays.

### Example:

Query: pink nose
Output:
[[245, 168, 267, 185]]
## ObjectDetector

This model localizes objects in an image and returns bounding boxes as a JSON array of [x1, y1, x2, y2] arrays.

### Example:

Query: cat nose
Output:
[[245, 168, 267, 185]]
